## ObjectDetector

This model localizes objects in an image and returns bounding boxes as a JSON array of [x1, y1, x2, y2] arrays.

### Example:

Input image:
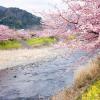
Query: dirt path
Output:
[[0, 47, 99, 100]]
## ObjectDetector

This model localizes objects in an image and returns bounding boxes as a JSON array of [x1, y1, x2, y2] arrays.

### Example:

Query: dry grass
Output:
[[74, 56, 100, 88], [51, 56, 100, 100]]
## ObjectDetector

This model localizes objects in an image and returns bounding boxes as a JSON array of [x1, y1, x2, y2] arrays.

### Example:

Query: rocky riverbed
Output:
[[0, 46, 99, 100]]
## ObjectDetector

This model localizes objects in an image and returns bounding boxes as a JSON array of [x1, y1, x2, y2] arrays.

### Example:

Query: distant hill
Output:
[[0, 6, 42, 29]]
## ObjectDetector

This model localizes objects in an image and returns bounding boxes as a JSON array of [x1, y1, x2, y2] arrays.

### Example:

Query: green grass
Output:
[[26, 37, 56, 46], [0, 40, 21, 49], [0, 37, 56, 49]]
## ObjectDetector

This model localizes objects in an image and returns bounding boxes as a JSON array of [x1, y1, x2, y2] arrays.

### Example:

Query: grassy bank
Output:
[[51, 56, 100, 100], [0, 37, 56, 49], [0, 40, 21, 49], [76, 57, 100, 100], [75, 57, 100, 88], [26, 37, 56, 47]]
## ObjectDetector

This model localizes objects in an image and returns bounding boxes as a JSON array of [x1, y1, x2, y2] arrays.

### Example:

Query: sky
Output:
[[0, 0, 64, 16]]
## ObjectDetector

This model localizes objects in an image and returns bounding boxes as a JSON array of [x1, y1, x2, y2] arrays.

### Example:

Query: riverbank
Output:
[[0, 37, 56, 49], [0, 46, 65, 70]]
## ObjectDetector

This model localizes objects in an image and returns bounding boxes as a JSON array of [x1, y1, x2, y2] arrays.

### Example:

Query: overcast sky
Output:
[[0, 0, 65, 16]]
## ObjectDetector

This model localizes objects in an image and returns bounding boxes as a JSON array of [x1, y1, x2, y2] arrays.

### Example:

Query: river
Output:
[[0, 47, 99, 100]]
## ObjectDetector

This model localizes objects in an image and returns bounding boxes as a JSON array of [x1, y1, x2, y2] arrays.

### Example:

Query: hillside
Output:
[[0, 6, 42, 29]]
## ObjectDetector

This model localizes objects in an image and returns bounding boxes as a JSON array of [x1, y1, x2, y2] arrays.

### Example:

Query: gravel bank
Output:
[[0, 47, 70, 70]]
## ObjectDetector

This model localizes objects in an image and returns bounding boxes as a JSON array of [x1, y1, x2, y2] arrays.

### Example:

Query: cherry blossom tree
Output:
[[0, 25, 18, 41], [0, 25, 31, 41], [42, 0, 100, 50], [64, 0, 100, 49]]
